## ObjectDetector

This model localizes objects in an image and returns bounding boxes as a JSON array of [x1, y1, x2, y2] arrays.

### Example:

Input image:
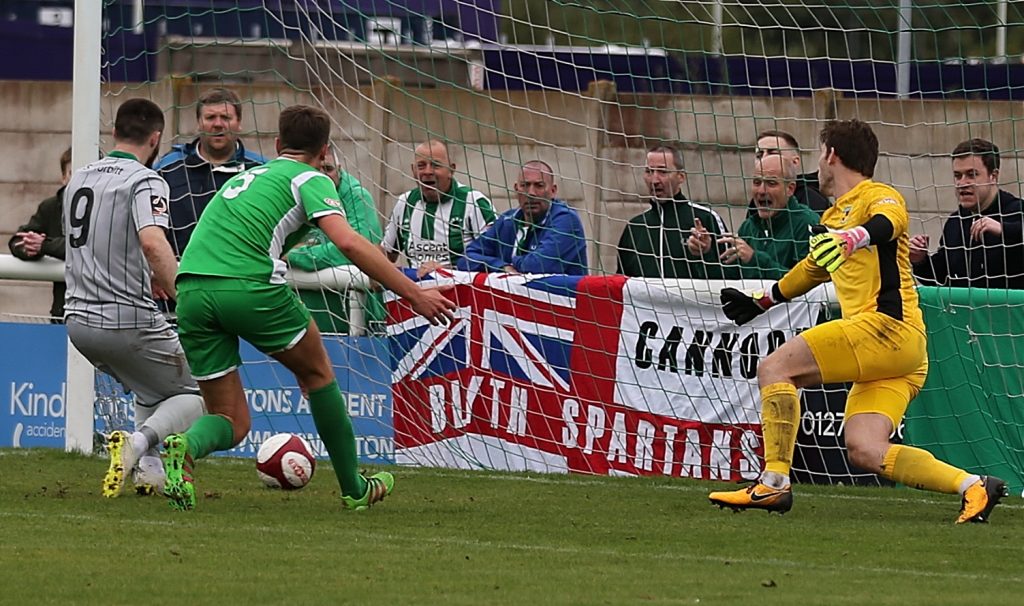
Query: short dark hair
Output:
[[952, 138, 1000, 174], [757, 129, 800, 149], [647, 144, 684, 171], [819, 119, 878, 178], [114, 98, 165, 145], [278, 105, 331, 156], [59, 146, 72, 175], [196, 87, 243, 121]]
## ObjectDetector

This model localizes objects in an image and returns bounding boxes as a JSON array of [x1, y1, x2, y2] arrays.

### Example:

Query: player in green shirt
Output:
[[163, 105, 456, 511]]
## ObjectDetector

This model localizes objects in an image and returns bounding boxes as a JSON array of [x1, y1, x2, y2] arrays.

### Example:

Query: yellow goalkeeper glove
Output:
[[809, 226, 870, 273]]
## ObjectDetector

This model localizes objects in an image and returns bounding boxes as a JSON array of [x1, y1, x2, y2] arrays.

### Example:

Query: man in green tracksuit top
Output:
[[718, 154, 820, 279], [617, 144, 735, 279], [287, 158, 385, 333]]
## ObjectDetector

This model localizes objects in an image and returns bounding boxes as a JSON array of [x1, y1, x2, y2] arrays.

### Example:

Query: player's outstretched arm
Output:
[[139, 225, 179, 299], [720, 287, 776, 326], [318, 214, 456, 325]]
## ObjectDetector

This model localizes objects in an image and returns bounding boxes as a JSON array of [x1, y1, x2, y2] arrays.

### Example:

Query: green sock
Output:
[[184, 414, 235, 461], [308, 380, 367, 498]]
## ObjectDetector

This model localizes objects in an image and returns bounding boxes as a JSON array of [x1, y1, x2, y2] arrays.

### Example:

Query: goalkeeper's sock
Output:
[[760, 382, 800, 479], [959, 474, 982, 495], [183, 414, 235, 461], [308, 380, 367, 498], [761, 471, 791, 490], [879, 444, 971, 494]]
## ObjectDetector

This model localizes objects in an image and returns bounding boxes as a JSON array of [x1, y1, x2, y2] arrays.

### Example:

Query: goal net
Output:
[[83, 0, 1024, 491]]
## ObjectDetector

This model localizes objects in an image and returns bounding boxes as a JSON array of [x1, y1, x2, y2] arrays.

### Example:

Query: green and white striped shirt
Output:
[[382, 180, 496, 266]]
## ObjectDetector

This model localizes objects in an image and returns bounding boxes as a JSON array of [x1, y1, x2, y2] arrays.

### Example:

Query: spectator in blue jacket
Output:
[[154, 87, 266, 257], [458, 160, 588, 275]]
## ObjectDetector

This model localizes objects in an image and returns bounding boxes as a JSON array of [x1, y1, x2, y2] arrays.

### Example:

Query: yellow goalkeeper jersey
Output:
[[779, 179, 925, 333]]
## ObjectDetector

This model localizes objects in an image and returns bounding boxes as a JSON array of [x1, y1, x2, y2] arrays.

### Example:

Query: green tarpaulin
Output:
[[905, 287, 1024, 496]]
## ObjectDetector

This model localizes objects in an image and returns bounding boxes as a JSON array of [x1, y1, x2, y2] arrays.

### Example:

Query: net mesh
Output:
[[81, 0, 1024, 487]]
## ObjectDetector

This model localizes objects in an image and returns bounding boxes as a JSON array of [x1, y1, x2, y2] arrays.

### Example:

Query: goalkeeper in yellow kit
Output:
[[709, 119, 1006, 523]]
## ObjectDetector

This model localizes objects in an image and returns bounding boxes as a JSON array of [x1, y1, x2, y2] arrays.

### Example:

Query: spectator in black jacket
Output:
[[154, 87, 266, 257], [755, 130, 831, 214], [8, 146, 72, 321], [910, 138, 1024, 290]]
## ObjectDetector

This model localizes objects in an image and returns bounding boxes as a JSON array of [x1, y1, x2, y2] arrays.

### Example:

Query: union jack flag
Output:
[[387, 270, 626, 471], [389, 271, 582, 389], [387, 270, 765, 481]]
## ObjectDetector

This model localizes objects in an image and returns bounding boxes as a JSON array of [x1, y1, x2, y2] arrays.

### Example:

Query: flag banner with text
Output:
[[388, 272, 828, 481]]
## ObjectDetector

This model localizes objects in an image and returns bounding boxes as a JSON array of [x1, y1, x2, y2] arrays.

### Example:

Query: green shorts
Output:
[[177, 276, 311, 380]]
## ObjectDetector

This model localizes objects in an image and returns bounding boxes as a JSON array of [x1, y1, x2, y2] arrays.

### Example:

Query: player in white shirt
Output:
[[63, 98, 204, 498]]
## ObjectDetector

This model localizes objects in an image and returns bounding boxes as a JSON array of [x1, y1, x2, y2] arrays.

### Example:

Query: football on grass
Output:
[[256, 433, 316, 490]]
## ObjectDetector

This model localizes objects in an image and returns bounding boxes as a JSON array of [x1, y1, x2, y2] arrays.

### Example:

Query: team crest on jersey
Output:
[[151, 196, 168, 216], [838, 205, 852, 224]]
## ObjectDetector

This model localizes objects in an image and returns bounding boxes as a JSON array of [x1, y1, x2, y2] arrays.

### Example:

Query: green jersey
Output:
[[179, 157, 344, 284], [382, 180, 496, 266]]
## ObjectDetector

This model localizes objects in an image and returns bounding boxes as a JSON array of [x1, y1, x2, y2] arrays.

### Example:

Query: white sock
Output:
[[959, 474, 981, 495], [138, 393, 205, 443], [134, 455, 166, 487], [761, 471, 791, 490], [130, 432, 149, 458]]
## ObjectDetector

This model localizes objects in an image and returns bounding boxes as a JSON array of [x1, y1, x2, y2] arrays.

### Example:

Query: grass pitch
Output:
[[0, 449, 1020, 605]]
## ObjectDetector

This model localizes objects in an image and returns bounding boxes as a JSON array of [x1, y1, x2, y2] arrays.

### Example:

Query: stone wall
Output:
[[3, 79, 1020, 317]]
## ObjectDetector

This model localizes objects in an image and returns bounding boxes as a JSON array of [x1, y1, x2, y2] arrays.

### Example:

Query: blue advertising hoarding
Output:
[[0, 322, 394, 464], [0, 322, 69, 448]]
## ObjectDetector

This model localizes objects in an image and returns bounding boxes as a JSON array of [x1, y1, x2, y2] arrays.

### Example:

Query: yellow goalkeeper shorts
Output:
[[801, 312, 928, 427]]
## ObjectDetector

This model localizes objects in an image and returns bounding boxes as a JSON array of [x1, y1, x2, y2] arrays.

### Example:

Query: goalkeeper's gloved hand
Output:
[[720, 287, 775, 326], [809, 226, 870, 273]]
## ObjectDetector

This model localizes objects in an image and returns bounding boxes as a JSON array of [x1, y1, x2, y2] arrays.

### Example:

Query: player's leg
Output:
[[160, 375, 248, 512], [66, 320, 205, 497], [270, 319, 394, 509], [162, 281, 249, 510], [125, 323, 206, 437], [709, 331, 822, 513], [844, 365, 1007, 523], [115, 323, 206, 491], [67, 322, 142, 497]]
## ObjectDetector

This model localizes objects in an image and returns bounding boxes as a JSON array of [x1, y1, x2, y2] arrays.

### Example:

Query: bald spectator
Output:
[[458, 160, 587, 275], [755, 130, 830, 213], [719, 154, 820, 279], [382, 139, 496, 276]]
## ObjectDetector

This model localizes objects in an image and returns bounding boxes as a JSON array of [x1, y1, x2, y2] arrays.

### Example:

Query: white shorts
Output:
[[66, 318, 200, 408]]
